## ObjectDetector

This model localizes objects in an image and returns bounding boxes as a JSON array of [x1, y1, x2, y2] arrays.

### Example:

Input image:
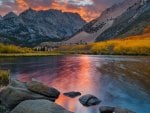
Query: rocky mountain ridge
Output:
[[96, 0, 150, 41], [0, 8, 86, 46], [67, 0, 150, 43]]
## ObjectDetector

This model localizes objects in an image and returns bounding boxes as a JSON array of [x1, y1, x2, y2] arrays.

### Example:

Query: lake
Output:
[[0, 55, 150, 113]]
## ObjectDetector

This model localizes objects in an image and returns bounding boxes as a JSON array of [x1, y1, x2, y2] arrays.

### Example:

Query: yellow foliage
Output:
[[91, 39, 150, 55], [58, 37, 150, 55], [0, 43, 33, 53]]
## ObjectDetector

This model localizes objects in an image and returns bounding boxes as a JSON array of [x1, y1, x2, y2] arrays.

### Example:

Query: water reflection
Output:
[[0, 55, 150, 113]]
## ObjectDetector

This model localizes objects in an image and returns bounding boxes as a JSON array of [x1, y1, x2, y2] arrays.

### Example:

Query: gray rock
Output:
[[63, 91, 81, 98], [0, 86, 55, 109], [79, 94, 101, 107], [10, 99, 73, 113], [99, 106, 136, 113], [26, 79, 60, 98], [9, 80, 26, 88]]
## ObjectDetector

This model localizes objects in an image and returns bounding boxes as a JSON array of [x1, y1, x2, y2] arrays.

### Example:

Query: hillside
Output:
[[0, 8, 86, 46], [96, 0, 150, 41], [66, 0, 141, 44], [58, 29, 150, 55]]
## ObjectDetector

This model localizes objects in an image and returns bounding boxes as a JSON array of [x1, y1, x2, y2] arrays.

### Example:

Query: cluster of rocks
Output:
[[0, 79, 136, 113], [0, 79, 71, 113]]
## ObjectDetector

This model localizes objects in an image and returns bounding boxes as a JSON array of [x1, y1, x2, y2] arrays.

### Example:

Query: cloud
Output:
[[0, 0, 123, 21]]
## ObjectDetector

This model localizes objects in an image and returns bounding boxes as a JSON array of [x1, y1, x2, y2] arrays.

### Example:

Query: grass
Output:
[[0, 70, 9, 86]]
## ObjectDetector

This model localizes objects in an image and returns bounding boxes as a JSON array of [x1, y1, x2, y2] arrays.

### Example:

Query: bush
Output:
[[0, 70, 9, 86]]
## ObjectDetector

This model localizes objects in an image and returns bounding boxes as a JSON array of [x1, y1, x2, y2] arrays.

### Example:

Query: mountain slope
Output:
[[96, 0, 150, 41], [0, 8, 86, 46], [66, 0, 140, 44]]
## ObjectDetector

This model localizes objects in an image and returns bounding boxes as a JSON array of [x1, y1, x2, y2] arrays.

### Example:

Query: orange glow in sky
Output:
[[15, 0, 100, 21], [0, 0, 121, 22]]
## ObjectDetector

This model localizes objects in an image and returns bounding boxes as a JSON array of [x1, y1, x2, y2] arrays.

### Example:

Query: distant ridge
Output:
[[0, 8, 86, 46]]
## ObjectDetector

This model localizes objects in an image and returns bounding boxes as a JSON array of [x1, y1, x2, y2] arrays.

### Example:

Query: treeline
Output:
[[0, 43, 33, 53], [57, 38, 150, 55]]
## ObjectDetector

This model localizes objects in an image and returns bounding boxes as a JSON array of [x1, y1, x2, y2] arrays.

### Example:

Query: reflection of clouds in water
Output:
[[0, 56, 150, 113], [51, 56, 101, 113], [16, 56, 101, 113]]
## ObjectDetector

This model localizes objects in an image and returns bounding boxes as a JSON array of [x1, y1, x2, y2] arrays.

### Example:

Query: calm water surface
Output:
[[0, 55, 150, 113]]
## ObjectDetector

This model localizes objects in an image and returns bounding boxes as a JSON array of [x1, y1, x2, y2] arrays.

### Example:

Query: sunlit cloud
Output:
[[0, 0, 123, 21]]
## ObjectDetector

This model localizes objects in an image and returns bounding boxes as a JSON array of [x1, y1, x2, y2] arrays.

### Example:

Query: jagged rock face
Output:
[[67, 0, 141, 44], [96, 0, 150, 41], [0, 9, 85, 46]]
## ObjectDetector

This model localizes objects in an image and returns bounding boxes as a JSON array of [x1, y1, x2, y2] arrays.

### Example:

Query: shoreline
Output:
[[0, 52, 62, 57], [0, 52, 149, 57]]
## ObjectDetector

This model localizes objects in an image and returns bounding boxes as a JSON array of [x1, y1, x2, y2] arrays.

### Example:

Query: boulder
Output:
[[63, 91, 81, 98], [99, 106, 136, 113], [0, 86, 55, 109], [9, 80, 26, 88], [10, 99, 73, 113], [79, 94, 101, 107], [26, 80, 60, 98]]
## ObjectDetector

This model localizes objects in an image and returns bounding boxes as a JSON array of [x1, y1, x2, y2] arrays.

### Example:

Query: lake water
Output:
[[0, 55, 150, 113]]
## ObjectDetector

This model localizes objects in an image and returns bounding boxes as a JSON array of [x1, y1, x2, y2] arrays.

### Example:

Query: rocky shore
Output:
[[0, 79, 136, 113]]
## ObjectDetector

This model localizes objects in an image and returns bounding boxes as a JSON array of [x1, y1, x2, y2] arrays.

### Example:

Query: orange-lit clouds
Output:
[[0, 0, 123, 21], [15, 0, 101, 21]]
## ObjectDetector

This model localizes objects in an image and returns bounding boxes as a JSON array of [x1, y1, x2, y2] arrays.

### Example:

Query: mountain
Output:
[[66, 0, 149, 43], [0, 8, 86, 46], [96, 0, 150, 41]]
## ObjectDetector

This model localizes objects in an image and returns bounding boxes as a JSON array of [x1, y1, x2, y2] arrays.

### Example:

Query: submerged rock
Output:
[[79, 94, 101, 107], [99, 106, 115, 113], [0, 86, 55, 109], [26, 79, 60, 98], [99, 106, 136, 113], [63, 91, 81, 98], [10, 99, 73, 113], [115, 107, 136, 113]]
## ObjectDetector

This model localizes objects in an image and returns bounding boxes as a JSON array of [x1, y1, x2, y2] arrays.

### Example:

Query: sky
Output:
[[0, 0, 124, 21]]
